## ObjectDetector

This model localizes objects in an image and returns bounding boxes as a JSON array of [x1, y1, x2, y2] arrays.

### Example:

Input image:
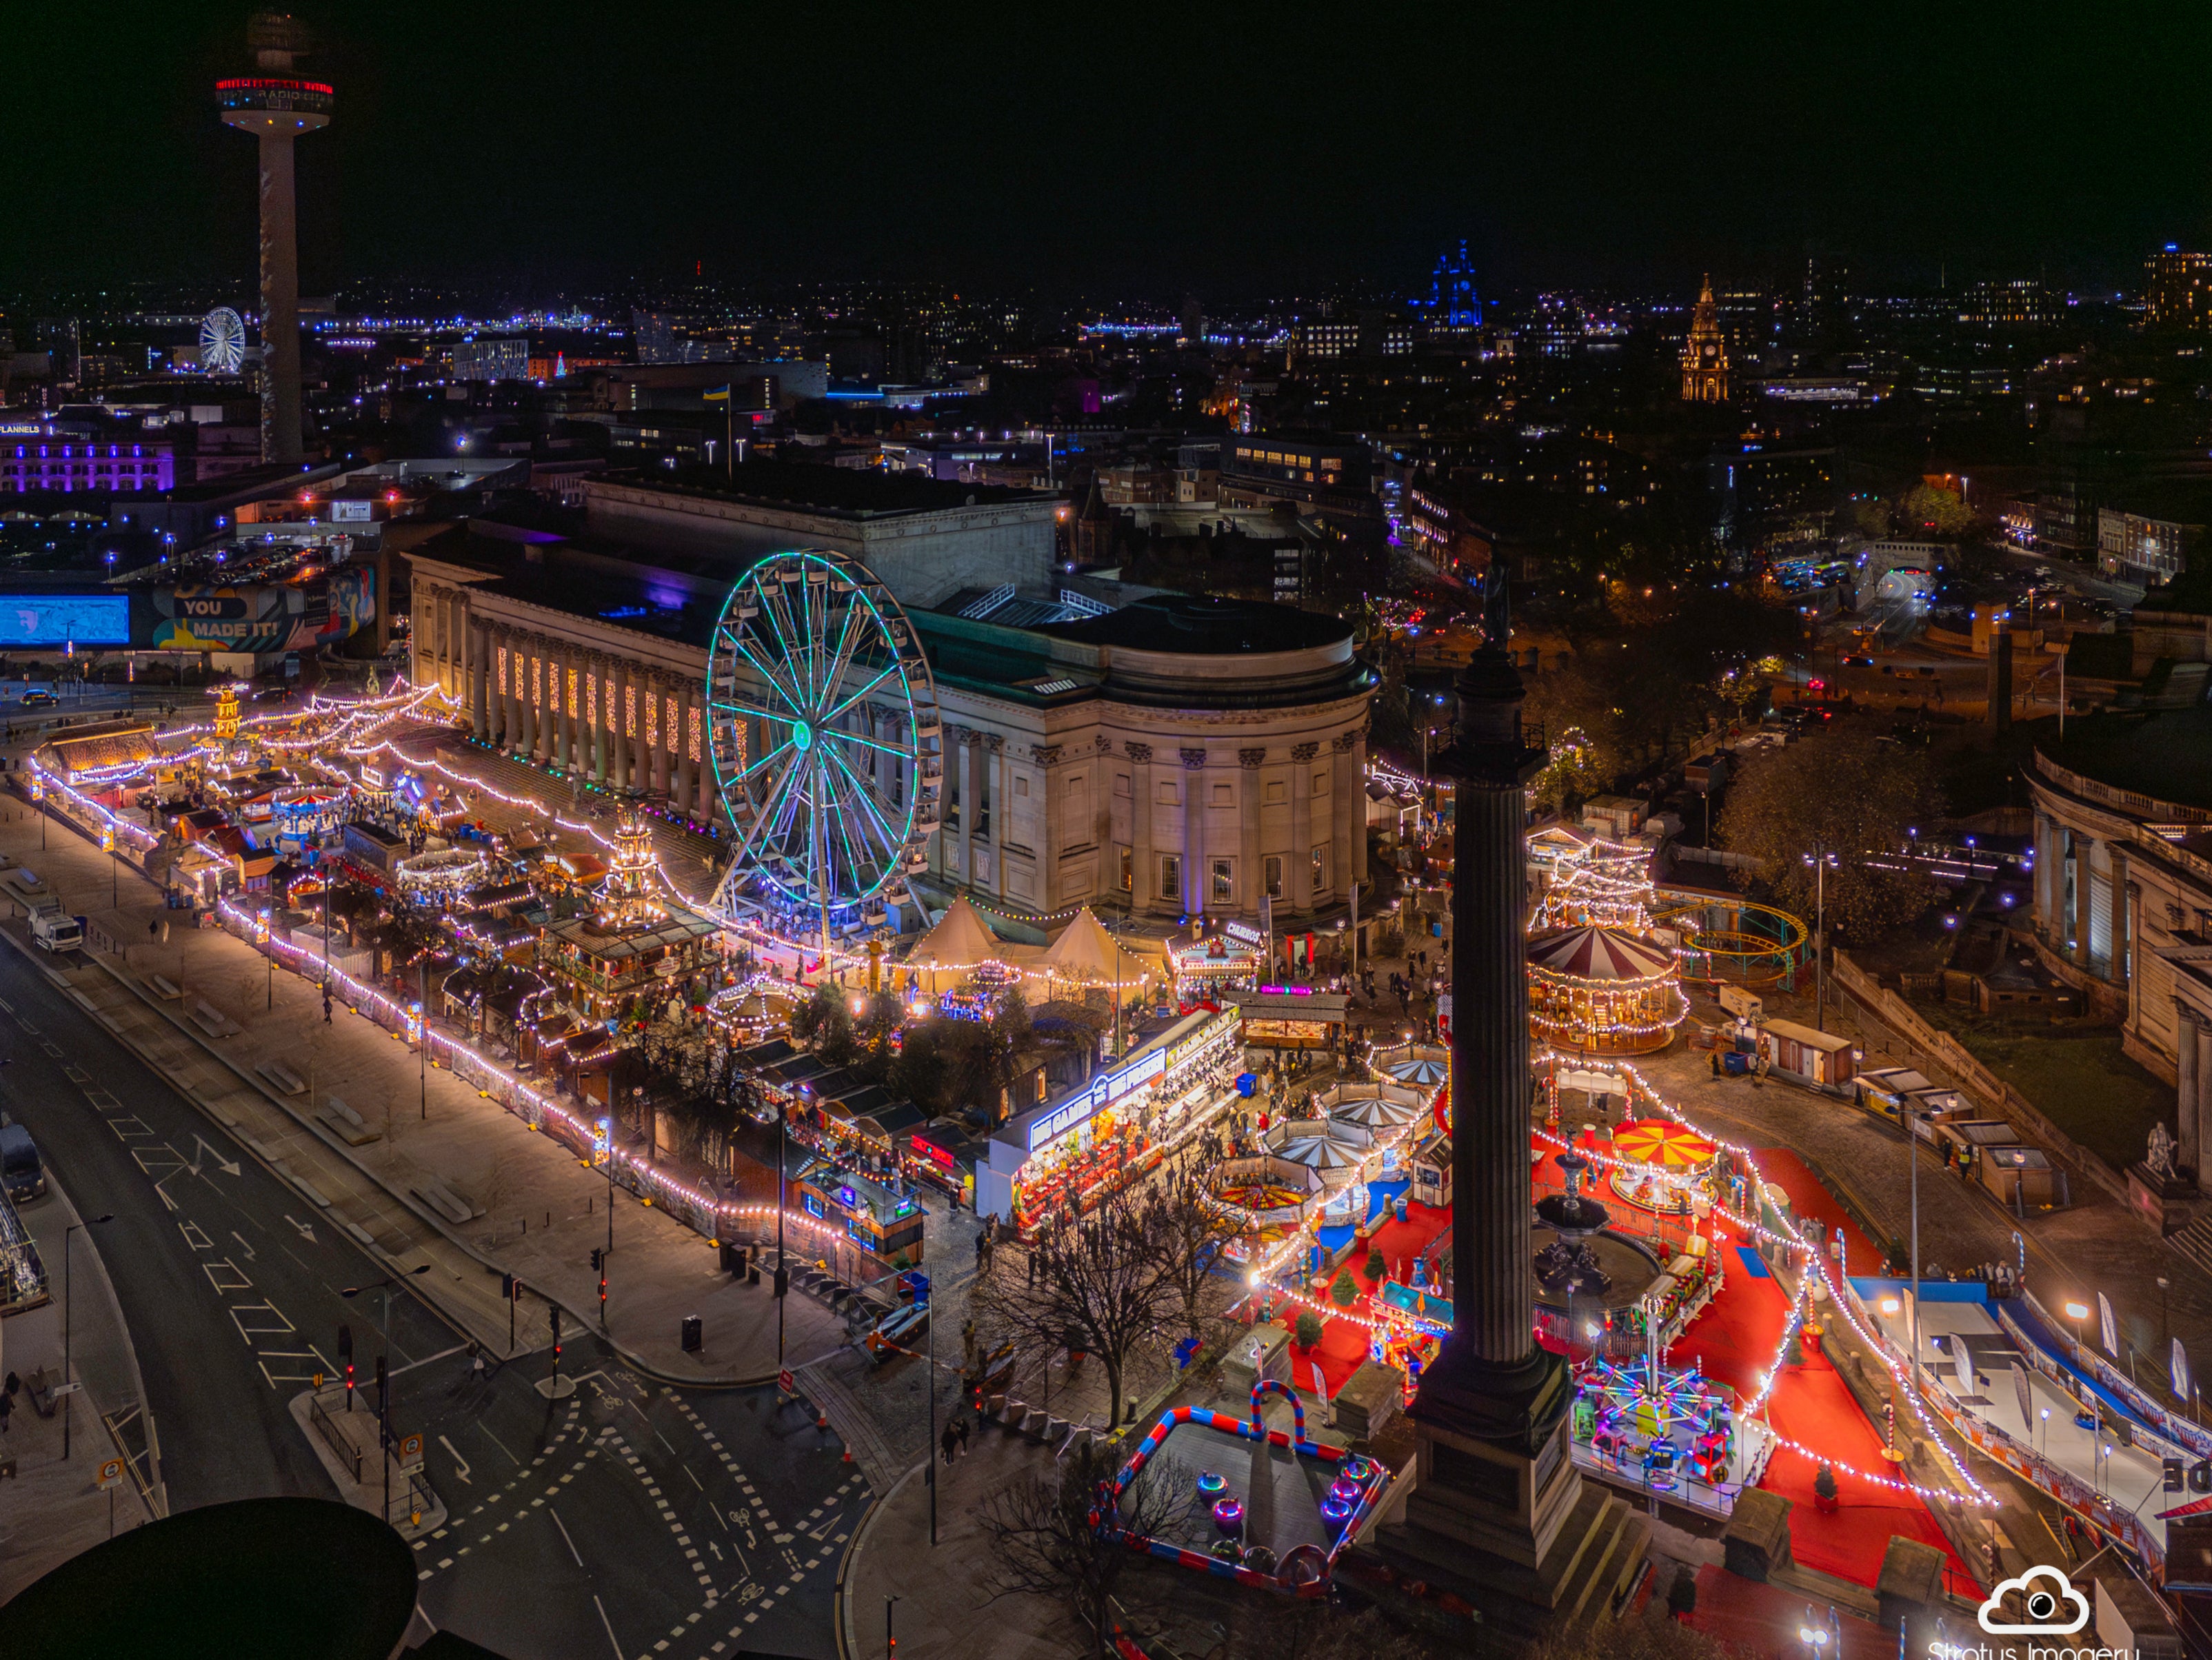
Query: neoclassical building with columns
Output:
[[405, 518, 1375, 930], [2028, 710, 2212, 1174]]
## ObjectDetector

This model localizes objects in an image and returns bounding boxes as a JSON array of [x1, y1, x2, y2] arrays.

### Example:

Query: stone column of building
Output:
[[583, 654, 610, 787], [1032, 745, 1063, 911], [2035, 813, 2058, 940], [1331, 730, 1360, 900], [566, 647, 584, 772], [527, 640, 548, 762], [954, 731, 976, 883], [2109, 845, 2131, 984], [446, 593, 463, 697], [674, 678, 696, 816], [1127, 742, 1154, 915], [986, 735, 1008, 899], [497, 629, 518, 748], [604, 659, 624, 789], [1181, 749, 1208, 915], [2178, 1001, 2203, 1176], [658, 676, 676, 798], [1238, 749, 1266, 918], [2073, 835, 2096, 969], [467, 619, 488, 740], [1289, 741, 1318, 914], [418, 586, 439, 687]]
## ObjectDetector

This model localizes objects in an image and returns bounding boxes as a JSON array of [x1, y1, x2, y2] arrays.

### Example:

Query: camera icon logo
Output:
[[1979, 1565, 2090, 1635]]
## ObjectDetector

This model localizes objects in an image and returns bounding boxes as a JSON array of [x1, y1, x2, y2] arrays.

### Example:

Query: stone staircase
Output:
[[2168, 1210, 2212, 1280]]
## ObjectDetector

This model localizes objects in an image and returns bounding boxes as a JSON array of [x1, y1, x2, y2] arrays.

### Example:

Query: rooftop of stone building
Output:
[[2038, 705, 2212, 812], [601, 460, 1054, 518]]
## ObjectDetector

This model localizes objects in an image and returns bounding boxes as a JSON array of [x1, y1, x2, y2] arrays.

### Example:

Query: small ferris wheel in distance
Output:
[[199, 307, 248, 375], [705, 549, 943, 949]]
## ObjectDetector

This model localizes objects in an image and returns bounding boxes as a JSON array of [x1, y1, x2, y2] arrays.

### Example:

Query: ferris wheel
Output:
[[199, 307, 248, 375], [705, 549, 943, 942]]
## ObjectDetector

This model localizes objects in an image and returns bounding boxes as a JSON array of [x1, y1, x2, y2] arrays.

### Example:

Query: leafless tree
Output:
[[1141, 1180, 1239, 1343], [977, 1439, 1199, 1659], [975, 1185, 1175, 1429]]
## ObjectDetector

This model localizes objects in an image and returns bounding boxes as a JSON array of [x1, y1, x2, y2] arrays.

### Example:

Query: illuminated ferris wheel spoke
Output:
[[710, 697, 792, 727], [726, 632, 806, 713], [825, 745, 901, 854], [736, 738, 796, 785], [818, 721, 909, 763], [820, 661, 902, 727], [815, 600, 864, 707]]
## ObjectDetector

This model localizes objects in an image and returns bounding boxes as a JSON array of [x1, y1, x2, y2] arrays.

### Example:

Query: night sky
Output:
[[10, 2, 2212, 302]]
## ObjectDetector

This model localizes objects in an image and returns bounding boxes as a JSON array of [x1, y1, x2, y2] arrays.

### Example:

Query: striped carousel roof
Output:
[[1525, 924, 1675, 983]]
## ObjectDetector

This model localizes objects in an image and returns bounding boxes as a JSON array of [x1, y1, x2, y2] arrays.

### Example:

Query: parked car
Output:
[[0, 1121, 46, 1203], [19, 689, 56, 708]]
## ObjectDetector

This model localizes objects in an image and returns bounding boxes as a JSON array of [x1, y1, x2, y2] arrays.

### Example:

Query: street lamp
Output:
[[1800, 848, 1840, 1031], [61, 1211, 114, 1458]]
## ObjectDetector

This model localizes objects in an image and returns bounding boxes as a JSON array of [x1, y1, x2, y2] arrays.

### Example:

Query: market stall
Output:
[[1232, 986, 1348, 1052], [1170, 921, 1265, 1009]]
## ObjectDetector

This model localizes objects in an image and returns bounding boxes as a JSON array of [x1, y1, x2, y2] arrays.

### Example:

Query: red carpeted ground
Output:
[[1294, 1200, 1453, 1397], [1751, 1146, 1884, 1277], [1688, 1171, 1976, 1595]]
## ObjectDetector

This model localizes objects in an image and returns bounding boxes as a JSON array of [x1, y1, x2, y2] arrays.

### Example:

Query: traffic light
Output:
[[550, 1304, 562, 1359], [590, 1248, 603, 1274], [501, 1273, 517, 1302], [337, 1323, 354, 1408], [773, 1265, 790, 1300]]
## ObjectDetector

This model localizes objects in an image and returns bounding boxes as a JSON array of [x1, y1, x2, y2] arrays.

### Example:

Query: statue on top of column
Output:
[[1478, 554, 1511, 656]]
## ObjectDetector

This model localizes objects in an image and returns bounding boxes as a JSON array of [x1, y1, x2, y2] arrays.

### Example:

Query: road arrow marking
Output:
[[229, 1231, 257, 1262], [191, 1136, 241, 1178], [284, 1214, 316, 1244], [438, 1434, 472, 1484]]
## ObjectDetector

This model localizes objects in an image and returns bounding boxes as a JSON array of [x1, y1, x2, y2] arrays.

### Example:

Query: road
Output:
[[0, 941, 847, 1657]]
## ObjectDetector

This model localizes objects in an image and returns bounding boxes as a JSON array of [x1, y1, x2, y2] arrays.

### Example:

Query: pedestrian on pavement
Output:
[[0, 1389, 11, 1433], [955, 1416, 971, 1457], [940, 1420, 959, 1465]]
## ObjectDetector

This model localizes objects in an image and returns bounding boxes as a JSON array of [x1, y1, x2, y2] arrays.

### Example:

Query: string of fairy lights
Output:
[[27, 680, 2000, 1512], [1532, 1048, 1996, 1506]]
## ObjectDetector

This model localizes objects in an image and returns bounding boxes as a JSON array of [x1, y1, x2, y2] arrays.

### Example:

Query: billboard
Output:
[[0, 594, 132, 647], [143, 567, 376, 654]]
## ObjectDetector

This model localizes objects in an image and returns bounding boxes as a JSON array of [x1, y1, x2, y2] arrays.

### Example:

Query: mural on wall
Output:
[[144, 566, 376, 654]]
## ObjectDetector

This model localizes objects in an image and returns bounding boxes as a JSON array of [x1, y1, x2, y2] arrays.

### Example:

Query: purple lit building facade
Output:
[[1, 425, 179, 494]]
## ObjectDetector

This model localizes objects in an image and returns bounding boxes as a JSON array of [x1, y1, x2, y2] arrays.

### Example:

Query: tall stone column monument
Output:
[[1363, 570, 1649, 1634]]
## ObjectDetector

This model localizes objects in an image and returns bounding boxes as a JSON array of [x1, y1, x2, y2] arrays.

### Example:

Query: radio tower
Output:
[[218, 13, 333, 467]]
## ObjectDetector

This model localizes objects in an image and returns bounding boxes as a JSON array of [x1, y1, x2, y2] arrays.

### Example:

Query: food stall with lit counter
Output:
[[1231, 985, 1348, 1051], [973, 1006, 1244, 1229]]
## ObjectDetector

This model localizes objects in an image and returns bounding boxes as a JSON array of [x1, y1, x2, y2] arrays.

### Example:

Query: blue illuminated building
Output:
[[1427, 239, 1482, 330]]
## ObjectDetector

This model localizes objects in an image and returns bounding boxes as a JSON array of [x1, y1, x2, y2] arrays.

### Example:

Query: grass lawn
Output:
[[1920, 1008, 2170, 1172]]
